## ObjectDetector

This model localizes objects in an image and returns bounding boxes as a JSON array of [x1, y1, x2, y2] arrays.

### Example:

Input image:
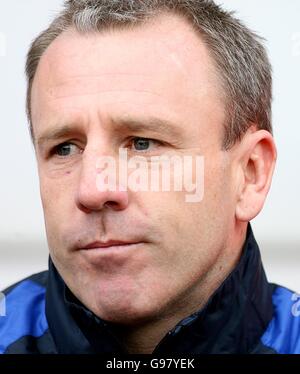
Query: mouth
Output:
[[78, 240, 145, 265], [80, 240, 144, 251]]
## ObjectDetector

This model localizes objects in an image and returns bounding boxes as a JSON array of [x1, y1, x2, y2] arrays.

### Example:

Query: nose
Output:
[[75, 150, 129, 213]]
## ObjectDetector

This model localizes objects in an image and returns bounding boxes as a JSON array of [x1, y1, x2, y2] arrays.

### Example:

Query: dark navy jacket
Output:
[[1, 227, 300, 354]]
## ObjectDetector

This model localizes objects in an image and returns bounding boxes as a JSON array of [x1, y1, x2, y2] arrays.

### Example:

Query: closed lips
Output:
[[81, 240, 141, 249]]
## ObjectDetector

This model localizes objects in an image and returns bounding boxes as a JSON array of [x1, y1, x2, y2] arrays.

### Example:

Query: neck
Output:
[[115, 224, 247, 354]]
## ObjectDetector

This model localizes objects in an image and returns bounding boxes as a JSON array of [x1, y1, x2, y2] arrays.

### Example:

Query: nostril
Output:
[[76, 185, 129, 212], [104, 201, 118, 207], [77, 202, 94, 214], [104, 201, 124, 210]]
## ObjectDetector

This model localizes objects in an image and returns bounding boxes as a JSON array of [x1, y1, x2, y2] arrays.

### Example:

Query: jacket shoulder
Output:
[[260, 284, 300, 354], [0, 271, 49, 354], [2, 270, 48, 295]]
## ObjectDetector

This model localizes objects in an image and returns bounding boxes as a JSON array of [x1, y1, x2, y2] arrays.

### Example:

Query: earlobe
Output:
[[235, 130, 277, 222]]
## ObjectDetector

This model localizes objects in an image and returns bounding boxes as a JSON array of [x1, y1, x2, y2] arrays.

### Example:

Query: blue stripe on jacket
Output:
[[261, 286, 300, 354], [0, 280, 48, 354]]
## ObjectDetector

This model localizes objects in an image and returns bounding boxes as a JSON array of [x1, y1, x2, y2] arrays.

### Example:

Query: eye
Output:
[[130, 137, 160, 152], [53, 142, 81, 157]]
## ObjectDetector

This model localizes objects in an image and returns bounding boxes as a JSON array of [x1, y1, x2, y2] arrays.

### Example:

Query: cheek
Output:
[[162, 159, 233, 248], [39, 175, 75, 244], [40, 170, 75, 209], [203, 159, 235, 229]]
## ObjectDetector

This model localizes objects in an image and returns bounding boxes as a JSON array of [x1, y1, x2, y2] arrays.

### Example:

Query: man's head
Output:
[[26, 1, 276, 325], [27, 0, 273, 149]]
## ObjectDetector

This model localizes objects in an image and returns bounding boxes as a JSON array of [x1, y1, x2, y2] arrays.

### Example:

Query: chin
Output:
[[88, 290, 163, 325], [93, 305, 157, 325]]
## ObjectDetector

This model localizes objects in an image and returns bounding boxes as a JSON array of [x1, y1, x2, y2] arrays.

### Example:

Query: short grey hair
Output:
[[26, 0, 272, 149]]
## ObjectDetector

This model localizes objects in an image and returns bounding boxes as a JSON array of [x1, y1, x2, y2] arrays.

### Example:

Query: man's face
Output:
[[32, 14, 237, 323]]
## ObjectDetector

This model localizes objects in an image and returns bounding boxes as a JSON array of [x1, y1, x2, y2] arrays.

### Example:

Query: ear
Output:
[[235, 129, 277, 222]]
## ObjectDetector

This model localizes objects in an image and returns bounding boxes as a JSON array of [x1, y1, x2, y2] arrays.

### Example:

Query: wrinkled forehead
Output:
[[33, 13, 221, 96], [31, 13, 225, 142]]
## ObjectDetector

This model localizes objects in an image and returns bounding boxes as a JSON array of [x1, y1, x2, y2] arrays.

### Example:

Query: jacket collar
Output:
[[45, 225, 274, 353]]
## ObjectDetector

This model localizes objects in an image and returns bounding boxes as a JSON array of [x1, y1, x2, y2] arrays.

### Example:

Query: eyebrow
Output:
[[36, 116, 183, 148], [36, 125, 81, 148], [111, 116, 183, 138]]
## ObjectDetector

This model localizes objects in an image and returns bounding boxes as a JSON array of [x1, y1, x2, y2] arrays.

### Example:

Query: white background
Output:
[[0, 0, 299, 290]]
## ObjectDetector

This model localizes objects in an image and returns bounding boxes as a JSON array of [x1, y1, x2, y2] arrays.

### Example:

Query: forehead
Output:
[[31, 12, 224, 136], [37, 13, 216, 77]]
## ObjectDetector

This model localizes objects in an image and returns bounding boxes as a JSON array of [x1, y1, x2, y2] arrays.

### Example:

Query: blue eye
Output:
[[133, 138, 152, 151], [55, 143, 79, 157]]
